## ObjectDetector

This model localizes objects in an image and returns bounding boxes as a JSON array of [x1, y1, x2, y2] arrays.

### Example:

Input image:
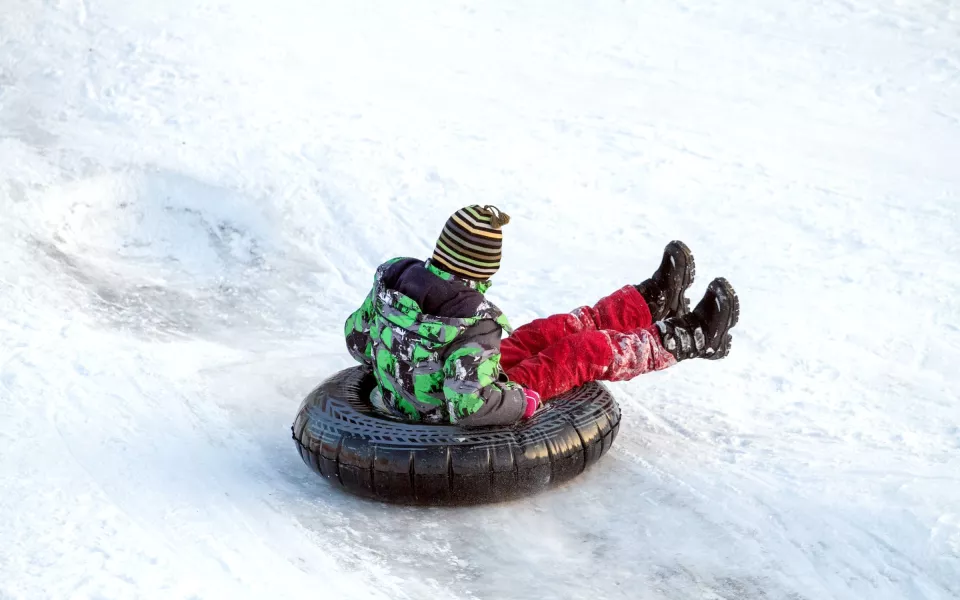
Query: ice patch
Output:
[[32, 170, 278, 282]]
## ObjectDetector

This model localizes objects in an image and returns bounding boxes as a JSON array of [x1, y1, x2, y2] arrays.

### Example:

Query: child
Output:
[[345, 205, 739, 428]]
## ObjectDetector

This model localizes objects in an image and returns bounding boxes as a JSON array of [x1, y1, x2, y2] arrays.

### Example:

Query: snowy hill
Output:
[[1, 0, 958, 598]]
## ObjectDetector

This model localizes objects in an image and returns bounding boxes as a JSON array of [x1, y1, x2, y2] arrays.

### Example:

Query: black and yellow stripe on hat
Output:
[[432, 205, 510, 281]]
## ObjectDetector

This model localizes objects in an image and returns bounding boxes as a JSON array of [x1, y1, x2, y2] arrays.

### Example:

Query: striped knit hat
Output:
[[431, 205, 510, 281]]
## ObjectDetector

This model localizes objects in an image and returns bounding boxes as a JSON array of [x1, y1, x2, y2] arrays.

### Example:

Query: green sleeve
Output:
[[344, 290, 375, 366], [343, 258, 407, 366], [442, 323, 526, 427]]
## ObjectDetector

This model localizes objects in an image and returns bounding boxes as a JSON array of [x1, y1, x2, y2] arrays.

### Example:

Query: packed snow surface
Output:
[[2, 0, 959, 598]]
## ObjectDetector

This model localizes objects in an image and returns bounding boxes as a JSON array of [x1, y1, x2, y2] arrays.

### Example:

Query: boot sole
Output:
[[667, 240, 696, 316], [706, 277, 739, 360]]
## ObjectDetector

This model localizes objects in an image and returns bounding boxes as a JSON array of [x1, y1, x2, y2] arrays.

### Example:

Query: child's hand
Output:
[[522, 388, 542, 419]]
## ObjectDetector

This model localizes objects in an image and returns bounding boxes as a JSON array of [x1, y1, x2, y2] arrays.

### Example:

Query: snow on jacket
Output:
[[344, 257, 527, 427]]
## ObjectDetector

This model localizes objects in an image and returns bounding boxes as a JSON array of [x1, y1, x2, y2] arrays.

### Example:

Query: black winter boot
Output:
[[636, 240, 696, 322], [656, 277, 740, 361]]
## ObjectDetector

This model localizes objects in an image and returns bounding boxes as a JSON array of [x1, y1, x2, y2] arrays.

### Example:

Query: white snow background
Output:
[[1, 0, 959, 598]]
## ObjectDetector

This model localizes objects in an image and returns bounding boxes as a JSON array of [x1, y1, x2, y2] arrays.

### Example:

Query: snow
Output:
[[1, 0, 959, 598]]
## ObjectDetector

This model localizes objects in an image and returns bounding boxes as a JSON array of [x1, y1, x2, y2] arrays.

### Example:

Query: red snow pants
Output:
[[501, 285, 677, 400]]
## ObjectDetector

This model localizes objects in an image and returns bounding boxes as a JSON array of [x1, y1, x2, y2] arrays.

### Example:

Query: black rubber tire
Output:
[[292, 366, 621, 505]]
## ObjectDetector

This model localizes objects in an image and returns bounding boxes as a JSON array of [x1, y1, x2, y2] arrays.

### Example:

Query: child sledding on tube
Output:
[[345, 205, 740, 428]]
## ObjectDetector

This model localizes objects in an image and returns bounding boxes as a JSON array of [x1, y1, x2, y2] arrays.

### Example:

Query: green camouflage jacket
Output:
[[344, 258, 527, 427]]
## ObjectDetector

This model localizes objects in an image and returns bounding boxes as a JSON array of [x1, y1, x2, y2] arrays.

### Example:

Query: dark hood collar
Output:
[[424, 259, 493, 294]]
